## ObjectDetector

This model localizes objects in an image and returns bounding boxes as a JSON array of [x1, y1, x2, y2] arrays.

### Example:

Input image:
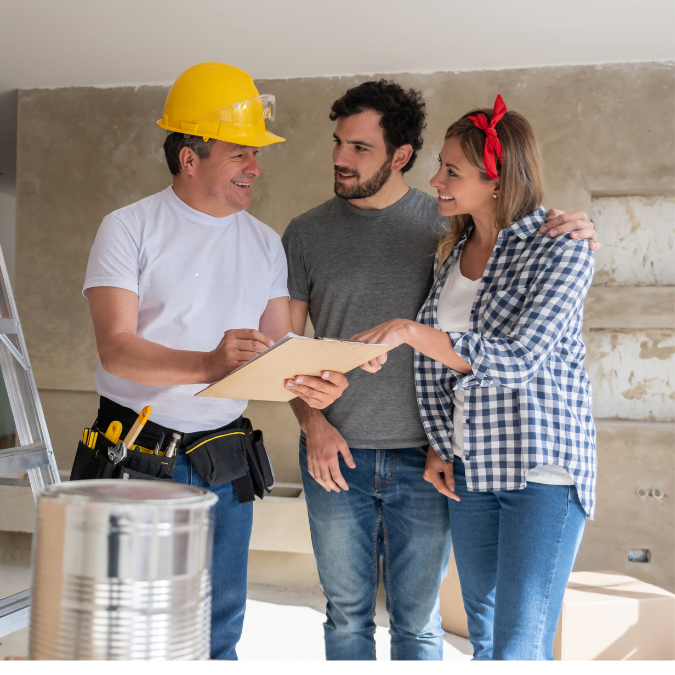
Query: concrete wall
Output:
[[576, 192, 675, 589], [4, 61, 674, 591]]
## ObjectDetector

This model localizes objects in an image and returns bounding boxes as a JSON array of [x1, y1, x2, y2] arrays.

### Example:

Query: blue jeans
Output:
[[172, 449, 253, 660], [300, 442, 452, 660], [447, 457, 586, 660]]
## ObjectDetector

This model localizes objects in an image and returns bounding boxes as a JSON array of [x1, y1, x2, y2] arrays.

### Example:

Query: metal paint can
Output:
[[28, 480, 217, 660]]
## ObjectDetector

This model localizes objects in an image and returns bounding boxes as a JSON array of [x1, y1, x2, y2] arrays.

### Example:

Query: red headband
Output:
[[467, 94, 507, 180]]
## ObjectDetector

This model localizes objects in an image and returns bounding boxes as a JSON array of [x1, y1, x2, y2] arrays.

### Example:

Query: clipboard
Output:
[[195, 333, 393, 402]]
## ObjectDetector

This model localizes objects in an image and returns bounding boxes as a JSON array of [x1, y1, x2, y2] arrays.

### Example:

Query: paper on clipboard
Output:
[[195, 333, 393, 402]]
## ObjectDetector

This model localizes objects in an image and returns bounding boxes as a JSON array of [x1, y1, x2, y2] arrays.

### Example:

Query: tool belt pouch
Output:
[[185, 429, 249, 487], [238, 423, 275, 502], [249, 429, 275, 494], [122, 448, 176, 480], [185, 419, 275, 503], [71, 435, 177, 482], [70, 439, 112, 481]]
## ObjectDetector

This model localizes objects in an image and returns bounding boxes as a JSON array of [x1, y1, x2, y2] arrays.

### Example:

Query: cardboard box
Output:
[[439, 561, 675, 660], [554, 571, 675, 661], [250, 483, 314, 554]]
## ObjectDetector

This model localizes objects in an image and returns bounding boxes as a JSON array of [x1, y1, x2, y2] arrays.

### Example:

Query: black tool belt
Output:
[[70, 397, 275, 504], [183, 418, 275, 504]]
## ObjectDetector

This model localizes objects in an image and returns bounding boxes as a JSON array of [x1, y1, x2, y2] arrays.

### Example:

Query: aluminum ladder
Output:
[[0, 244, 59, 638]]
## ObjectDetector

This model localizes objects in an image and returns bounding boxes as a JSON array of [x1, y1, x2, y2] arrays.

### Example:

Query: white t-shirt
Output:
[[436, 255, 573, 486], [83, 186, 289, 432]]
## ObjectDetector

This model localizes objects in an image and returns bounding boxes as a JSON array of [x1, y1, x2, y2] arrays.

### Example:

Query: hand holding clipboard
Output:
[[196, 333, 392, 402]]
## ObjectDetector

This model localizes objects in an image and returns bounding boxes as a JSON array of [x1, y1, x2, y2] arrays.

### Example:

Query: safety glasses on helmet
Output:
[[196, 94, 276, 127]]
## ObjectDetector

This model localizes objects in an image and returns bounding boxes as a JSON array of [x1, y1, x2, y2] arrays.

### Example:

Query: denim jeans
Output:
[[300, 442, 452, 660], [447, 457, 586, 660], [172, 448, 253, 660]]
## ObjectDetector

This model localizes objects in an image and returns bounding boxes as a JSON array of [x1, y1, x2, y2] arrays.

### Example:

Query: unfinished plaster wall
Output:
[[5, 61, 674, 591], [578, 193, 675, 590]]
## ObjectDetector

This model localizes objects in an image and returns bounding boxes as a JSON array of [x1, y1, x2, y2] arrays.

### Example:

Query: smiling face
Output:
[[182, 140, 261, 213], [332, 109, 394, 200], [430, 136, 498, 219]]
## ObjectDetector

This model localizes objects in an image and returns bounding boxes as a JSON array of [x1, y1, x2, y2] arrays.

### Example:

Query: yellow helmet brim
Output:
[[157, 120, 285, 147], [233, 129, 286, 147]]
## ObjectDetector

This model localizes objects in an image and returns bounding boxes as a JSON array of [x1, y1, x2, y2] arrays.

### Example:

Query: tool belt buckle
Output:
[[107, 442, 128, 465]]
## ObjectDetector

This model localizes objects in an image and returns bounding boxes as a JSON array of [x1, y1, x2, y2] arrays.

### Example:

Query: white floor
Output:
[[0, 565, 472, 661], [242, 583, 472, 661]]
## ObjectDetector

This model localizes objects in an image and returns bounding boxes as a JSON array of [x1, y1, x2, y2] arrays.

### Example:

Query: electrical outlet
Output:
[[628, 549, 651, 563]]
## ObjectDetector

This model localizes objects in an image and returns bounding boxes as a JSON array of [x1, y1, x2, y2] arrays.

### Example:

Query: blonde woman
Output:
[[353, 96, 596, 660]]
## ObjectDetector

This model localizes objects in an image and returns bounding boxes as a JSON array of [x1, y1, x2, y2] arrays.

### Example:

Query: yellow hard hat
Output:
[[157, 62, 285, 147]]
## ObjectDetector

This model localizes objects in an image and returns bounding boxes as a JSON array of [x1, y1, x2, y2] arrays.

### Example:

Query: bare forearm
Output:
[[99, 331, 212, 386], [406, 321, 472, 374], [289, 299, 309, 336], [259, 296, 295, 342], [352, 318, 473, 374], [289, 396, 326, 432], [89, 287, 275, 387]]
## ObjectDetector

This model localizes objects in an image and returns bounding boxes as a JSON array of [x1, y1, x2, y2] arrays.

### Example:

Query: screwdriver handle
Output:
[[104, 421, 123, 445], [123, 406, 152, 448]]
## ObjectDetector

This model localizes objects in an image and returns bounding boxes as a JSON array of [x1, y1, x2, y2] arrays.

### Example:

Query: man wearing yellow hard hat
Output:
[[83, 63, 348, 659]]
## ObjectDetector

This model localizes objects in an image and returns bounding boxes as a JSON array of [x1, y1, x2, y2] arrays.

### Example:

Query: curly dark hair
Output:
[[329, 80, 426, 173]]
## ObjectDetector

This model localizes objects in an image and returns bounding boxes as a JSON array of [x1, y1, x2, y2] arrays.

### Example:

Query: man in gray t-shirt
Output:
[[282, 81, 598, 661], [284, 187, 444, 448]]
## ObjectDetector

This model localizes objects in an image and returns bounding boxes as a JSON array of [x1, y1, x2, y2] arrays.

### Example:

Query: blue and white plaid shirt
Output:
[[414, 207, 597, 518]]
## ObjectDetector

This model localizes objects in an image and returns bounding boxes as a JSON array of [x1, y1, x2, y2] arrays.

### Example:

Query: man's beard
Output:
[[333, 158, 393, 200]]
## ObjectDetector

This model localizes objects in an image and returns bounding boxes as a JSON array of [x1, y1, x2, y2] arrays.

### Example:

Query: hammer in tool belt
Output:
[[107, 406, 151, 466]]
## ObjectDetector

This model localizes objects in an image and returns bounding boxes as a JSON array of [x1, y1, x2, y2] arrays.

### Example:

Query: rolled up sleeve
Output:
[[450, 242, 594, 390]]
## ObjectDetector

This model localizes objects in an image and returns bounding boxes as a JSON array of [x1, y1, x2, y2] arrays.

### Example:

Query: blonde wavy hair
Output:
[[436, 106, 545, 269]]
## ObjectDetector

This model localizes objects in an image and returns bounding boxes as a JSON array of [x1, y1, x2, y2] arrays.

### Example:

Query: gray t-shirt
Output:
[[282, 188, 446, 448]]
